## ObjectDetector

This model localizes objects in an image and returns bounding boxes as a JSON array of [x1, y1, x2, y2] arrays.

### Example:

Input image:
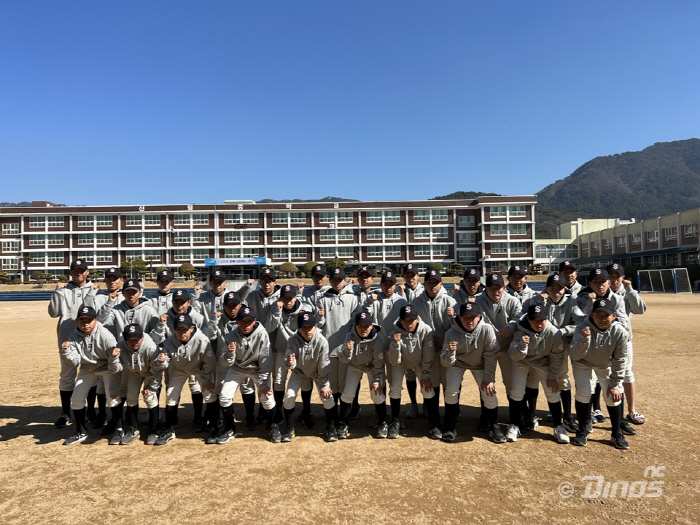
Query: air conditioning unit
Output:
[[327, 223, 336, 229]]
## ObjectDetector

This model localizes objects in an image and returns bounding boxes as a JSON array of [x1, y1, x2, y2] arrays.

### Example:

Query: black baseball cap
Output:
[[546, 273, 564, 287], [424, 269, 442, 282], [485, 273, 505, 287], [260, 268, 276, 280], [559, 260, 577, 272], [297, 311, 316, 327], [280, 284, 296, 299], [592, 298, 615, 315], [399, 305, 418, 320], [77, 305, 97, 319], [508, 265, 527, 277], [105, 267, 122, 278], [463, 268, 481, 280], [173, 289, 190, 302], [210, 269, 226, 282], [381, 270, 396, 284], [70, 259, 88, 271], [123, 323, 144, 341], [157, 270, 174, 283], [589, 268, 610, 281], [606, 263, 625, 275], [311, 265, 326, 277], [402, 263, 418, 276], [223, 291, 240, 307], [236, 306, 256, 321], [174, 313, 194, 329], [459, 302, 481, 317], [354, 310, 372, 325], [358, 266, 372, 277], [329, 267, 345, 280], [123, 279, 141, 292], [527, 304, 547, 320]]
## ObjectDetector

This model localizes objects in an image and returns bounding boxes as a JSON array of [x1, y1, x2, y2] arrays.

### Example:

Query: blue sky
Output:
[[1, 1, 699, 206]]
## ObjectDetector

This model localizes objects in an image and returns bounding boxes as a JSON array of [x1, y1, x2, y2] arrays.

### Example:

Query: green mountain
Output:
[[430, 191, 502, 200]]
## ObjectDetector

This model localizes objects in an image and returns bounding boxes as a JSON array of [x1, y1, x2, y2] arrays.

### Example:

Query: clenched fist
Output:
[[228, 341, 237, 353], [449, 340, 458, 353], [581, 326, 591, 338], [346, 340, 354, 352], [521, 335, 530, 345], [446, 307, 454, 318], [393, 333, 402, 344], [111, 348, 121, 358], [160, 314, 169, 324]]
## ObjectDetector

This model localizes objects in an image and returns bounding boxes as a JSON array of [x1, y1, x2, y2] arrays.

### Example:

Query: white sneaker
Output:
[[554, 425, 570, 444], [506, 424, 520, 442]]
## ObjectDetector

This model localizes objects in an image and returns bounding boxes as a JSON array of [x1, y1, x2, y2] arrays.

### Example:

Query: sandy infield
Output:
[[0, 294, 698, 524]]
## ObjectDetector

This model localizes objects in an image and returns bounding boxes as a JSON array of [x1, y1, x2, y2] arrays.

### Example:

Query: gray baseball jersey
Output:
[[387, 319, 435, 381], [440, 318, 499, 381]]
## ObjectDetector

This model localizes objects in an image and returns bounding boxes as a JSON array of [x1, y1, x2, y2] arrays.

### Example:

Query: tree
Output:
[[155, 266, 168, 274], [426, 262, 444, 273], [0, 272, 8, 283], [179, 262, 197, 279], [89, 269, 104, 281], [145, 255, 158, 280], [19, 254, 31, 283], [303, 261, 320, 274], [451, 263, 463, 274], [324, 258, 346, 271], [279, 262, 299, 277], [120, 258, 148, 279], [30, 270, 41, 281]]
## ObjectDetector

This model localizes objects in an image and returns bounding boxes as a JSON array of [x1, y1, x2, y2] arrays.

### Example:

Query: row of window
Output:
[[583, 225, 699, 252], [488, 224, 528, 236], [487, 206, 527, 217], [488, 243, 529, 254]]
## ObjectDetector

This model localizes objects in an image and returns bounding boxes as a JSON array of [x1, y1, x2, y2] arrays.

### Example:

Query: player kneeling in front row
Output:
[[61, 306, 119, 446], [282, 312, 338, 442], [338, 311, 389, 439], [154, 314, 217, 446], [387, 305, 440, 439], [507, 304, 569, 444], [441, 302, 504, 443], [570, 298, 630, 450], [109, 324, 163, 445], [218, 307, 279, 444]]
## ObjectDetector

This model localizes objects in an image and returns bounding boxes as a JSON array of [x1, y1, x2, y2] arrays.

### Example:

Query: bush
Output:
[[324, 258, 346, 270], [426, 262, 444, 273], [303, 261, 320, 274], [279, 262, 299, 277], [12, 278, 22, 284], [178, 263, 197, 278]]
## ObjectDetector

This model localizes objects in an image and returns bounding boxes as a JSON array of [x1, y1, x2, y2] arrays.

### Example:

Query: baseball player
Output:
[[505, 265, 536, 306], [607, 263, 647, 429], [506, 304, 569, 444], [338, 311, 389, 439], [60, 305, 118, 445], [48, 259, 98, 428], [153, 313, 217, 446], [193, 269, 230, 327], [282, 311, 337, 442], [570, 298, 629, 449], [299, 264, 330, 308], [559, 260, 582, 298], [386, 305, 438, 439], [450, 268, 485, 308], [148, 269, 176, 315], [218, 307, 279, 444], [109, 324, 164, 445]]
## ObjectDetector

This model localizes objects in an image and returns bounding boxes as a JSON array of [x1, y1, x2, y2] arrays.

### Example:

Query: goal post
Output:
[[638, 268, 692, 293]]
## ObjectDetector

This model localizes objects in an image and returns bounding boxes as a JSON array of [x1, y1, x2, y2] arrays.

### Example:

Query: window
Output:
[[272, 231, 288, 242], [384, 211, 400, 222], [97, 233, 112, 245], [490, 243, 508, 254], [432, 210, 448, 222], [173, 214, 189, 226], [224, 213, 240, 225], [664, 227, 677, 240], [604, 239, 612, 249], [241, 213, 258, 224], [78, 234, 93, 245], [666, 254, 678, 266], [684, 224, 698, 238], [2, 259, 19, 270], [144, 250, 161, 260], [126, 233, 142, 245], [3, 223, 20, 235], [336, 212, 353, 223], [125, 215, 141, 226], [457, 215, 476, 229], [192, 214, 208, 225], [458, 233, 476, 245], [414, 210, 430, 221], [366, 212, 382, 223], [687, 252, 699, 264], [337, 247, 353, 258], [242, 249, 259, 258], [385, 229, 401, 240], [414, 228, 430, 239], [96, 251, 112, 263], [591, 241, 599, 251], [367, 229, 382, 240], [47, 252, 64, 263], [337, 229, 353, 241], [646, 255, 661, 267], [511, 243, 528, 254], [414, 245, 431, 256], [458, 251, 477, 263], [76, 251, 93, 262], [144, 233, 161, 244], [144, 215, 160, 226], [432, 227, 448, 239], [272, 213, 288, 224], [192, 232, 209, 244], [224, 231, 240, 244], [243, 231, 259, 242], [223, 248, 241, 257], [646, 230, 659, 243], [616, 236, 626, 247], [48, 217, 64, 228], [272, 248, 288, 259], [320, 247, 336, 259], [192, 249, 208, 260], [508, 206, 526, 217], [2, 241, 19, 252], [290, 248, 306, 259], [174, 250, 191, 261], [489, 206, 506, 217], [47, 234, 63, 245], [432, 245, 449, 256], [490, 224, 508, 236], [630, 233, 641, 246], [290, 230, 306, 242], [29, 235, 45, 246], [319, 230, 335, 241], [581, 242, 589, 252], [78, 216, 94, 227], [290, 213, 306, 224], [96, 215, 112, 227], [367, 247, 383, 258], [319, 212, 334, 223], [29, 217, 45, 229], [509, 224, 527, 236], [382, 246, 399, 257], [27, 253, 43, 263], [174, 232, 190, 244]]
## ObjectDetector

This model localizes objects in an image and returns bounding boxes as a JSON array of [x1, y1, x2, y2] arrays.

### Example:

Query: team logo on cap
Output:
[[76, 260, 82, 265], [227, 293, 234, 299], [334, 268, 340, 274], [469, 269, 476, 275], [82, 307, 89, 314], [405, 306, 412, 313], [564, 260, 570, 265], [599, 300, 606, 307], [129, 326, 136, 333], [595, 269, 602, 274], [244, 308, 250, 314], [303, 313, 310, 321], [515, 266, 520, 271], [553, 275, 560, 281], [386, 272, 392, 278], [177, 290, 183, 296], [360, 312, 367, 320], [535, 306, 541, 313], [612, 264, 619, 269], [178, 315, 185, 322], [465, 303, 474, 310]]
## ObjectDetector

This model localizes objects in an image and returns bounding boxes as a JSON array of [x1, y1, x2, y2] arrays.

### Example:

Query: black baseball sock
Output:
[[273, 390, 285, 424], [333, 392, 342, 416], [350, 383, 361, 416], [592, 383, 602, 412], [221, 405, 235, 431], [560, 390, 572, 419], [265, 407, 275, 428], [60, 389, 72, 415], [525, 387, 539, 419], [164, 405, 178, 431], [508, 396, 523, 428], [485, 407, 499, 427], [339, 400, 353, 424], [192, 392, 204, 421], [608, 402, 623, 435], [426, 396, 441, 428], [443, 402, 458, 431], [86, 386, 97, 420], [375, 402, 387, 425], [123, 405, 133, 429], [147, 407, 159, 434], [111, 401, 124, 431], [284, 408, 295, 430], [390, 397, 401, 421], [406, 379, 418, 405], [324, 407, 339, 426], [548, 401, 563, 427], [301, 388, 312, 415], [204, 402, 219, 429], [73, 408, 87, 434], [96, 393, 107, 420], [242, 393, 256, 423], [575, 400, 591, 431]]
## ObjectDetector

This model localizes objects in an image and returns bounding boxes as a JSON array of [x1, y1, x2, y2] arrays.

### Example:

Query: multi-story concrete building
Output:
[[0, 196, 537, 281]]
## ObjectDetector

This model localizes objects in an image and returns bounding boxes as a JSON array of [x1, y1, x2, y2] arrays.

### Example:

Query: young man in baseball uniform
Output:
[[570, 298, 629, 450], [148, 269, 176, 316], [49, 259, 98, 428], [450, 268, 485, 308], [506, 265, 536, 306], [60, 305, 118, 445], [282, 311, 338, 442], [299, 264, 330, 308], [559, 260, 582, 298]]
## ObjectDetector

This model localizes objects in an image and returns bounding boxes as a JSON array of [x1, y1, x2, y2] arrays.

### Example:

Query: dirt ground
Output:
[[0, 294, 698, 524]]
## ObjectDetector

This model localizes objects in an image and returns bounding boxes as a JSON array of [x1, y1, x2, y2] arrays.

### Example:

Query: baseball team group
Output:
[[49, 258, 646, 449]]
